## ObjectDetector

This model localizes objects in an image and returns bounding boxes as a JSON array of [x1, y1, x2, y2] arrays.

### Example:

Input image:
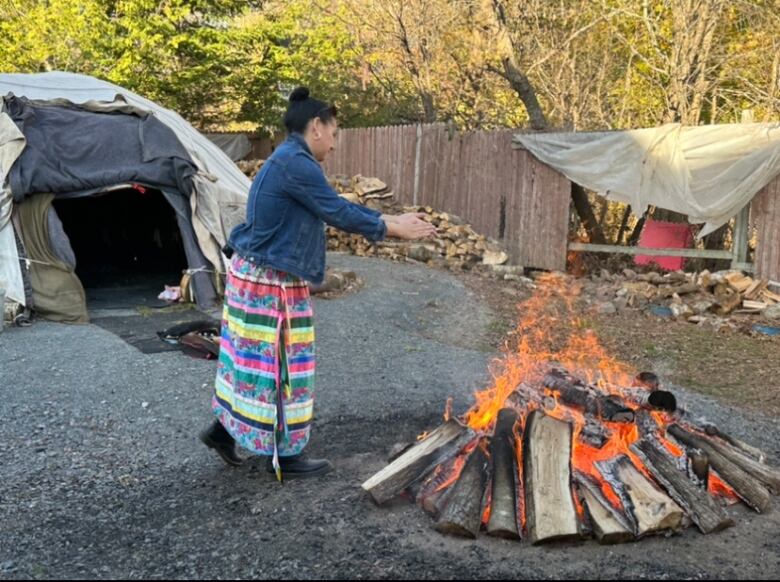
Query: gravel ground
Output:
[[1, 253, 779, 580]]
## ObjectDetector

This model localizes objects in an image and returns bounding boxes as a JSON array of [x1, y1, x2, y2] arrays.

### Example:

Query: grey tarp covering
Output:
[[0, 218, 24, 305], [47, 206, 76, 269], [205, 133, 252, 162], [2, 96, 220, 308], [161, 190, 219, 308], [4, 96, 198, 202], [0, 111, 27, 304], [0, 110, 25, 228]]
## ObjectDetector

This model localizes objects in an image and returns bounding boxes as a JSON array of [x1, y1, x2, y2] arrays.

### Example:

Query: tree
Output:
[[106, 0, 249, 127], [1, 0, 777, 132], [0, 0, 115, 76]]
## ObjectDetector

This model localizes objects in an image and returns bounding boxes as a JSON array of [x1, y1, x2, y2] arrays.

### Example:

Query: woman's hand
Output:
[[383, 212, 431, 226], [384, 213, 438, 240]]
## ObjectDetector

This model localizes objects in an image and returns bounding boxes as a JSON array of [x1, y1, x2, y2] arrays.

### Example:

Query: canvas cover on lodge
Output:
[[0, 72, 253, 321]]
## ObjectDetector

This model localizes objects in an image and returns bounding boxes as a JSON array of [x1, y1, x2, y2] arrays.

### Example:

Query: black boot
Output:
[[266, 454, 333, 478], [200, 421, 244, 467]]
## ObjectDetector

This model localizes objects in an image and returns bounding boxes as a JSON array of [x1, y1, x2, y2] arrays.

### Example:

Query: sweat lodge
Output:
[[0, 72, 250, 324]]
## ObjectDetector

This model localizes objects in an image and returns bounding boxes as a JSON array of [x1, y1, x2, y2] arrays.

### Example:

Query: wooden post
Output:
[[732, 205, 750, 270]]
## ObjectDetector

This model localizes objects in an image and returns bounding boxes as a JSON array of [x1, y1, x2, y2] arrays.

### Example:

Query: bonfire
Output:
[[362, 275, 780, 544]]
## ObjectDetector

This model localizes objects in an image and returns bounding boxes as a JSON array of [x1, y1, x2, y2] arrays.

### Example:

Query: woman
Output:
[[200, 87, 437, 480]]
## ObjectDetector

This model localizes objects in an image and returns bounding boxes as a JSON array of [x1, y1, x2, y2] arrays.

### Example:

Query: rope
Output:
[[0, 253, 56, 268], [185, 266, 227, 276]]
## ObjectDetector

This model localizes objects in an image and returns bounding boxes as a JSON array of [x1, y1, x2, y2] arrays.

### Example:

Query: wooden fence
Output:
[[322, 124, 571, 272]]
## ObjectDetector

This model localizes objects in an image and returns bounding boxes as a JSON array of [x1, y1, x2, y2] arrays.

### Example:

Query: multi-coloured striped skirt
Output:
[[212, 255, 315, 476]]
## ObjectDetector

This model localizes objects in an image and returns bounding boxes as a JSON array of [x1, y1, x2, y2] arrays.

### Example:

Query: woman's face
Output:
[[307, 117, 338, 162]]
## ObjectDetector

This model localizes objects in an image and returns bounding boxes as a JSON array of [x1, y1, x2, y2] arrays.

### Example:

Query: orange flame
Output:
[[454, 274, 734, 514], [463, 274, 636, 431], [709, 472, 740, 505], [443, 397, 453, 422], [482, 483, 492, 526]]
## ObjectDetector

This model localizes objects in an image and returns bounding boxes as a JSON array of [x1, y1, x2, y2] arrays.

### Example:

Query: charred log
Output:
[[487, 409, 521, 539], [631, 438, 734, 534]]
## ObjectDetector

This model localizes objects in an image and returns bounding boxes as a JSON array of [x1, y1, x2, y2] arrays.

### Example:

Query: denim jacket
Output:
[[229, 133, 387, 283]]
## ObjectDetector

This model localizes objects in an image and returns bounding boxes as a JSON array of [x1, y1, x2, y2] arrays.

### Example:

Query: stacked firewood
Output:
[[326, 174, 509, 272], [237, 158, 264, 178], [589, 268, 780, 325], [362, 366, 780, 545], [309, 268, 363, 298]]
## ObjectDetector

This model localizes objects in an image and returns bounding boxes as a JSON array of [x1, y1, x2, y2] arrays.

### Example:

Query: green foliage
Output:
[[0, 0, 777, 131]]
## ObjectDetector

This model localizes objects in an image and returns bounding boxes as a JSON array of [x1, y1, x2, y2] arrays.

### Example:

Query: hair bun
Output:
[[289, 86, 310, 102]]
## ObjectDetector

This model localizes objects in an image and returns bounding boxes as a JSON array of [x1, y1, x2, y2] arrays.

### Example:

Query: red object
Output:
[[635, 219, 694, 271], [131, 184, 148, 194]]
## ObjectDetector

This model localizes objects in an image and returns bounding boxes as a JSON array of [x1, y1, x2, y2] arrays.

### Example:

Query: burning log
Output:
[[635, 410, 661, 440], [669, 425, 778, 509], [361, 420, 476, 505], [634, 372, 660, 389], [435, 446, 489, 538], [415, 452, 468, 516], [579, 420, 612, 449], [574, 472, 634, 544], [596, 455, 683, 537], [621, 388, 677, 413], [631, 438, 734, 534], [422, 486, 455, 517], [687, 449, 710, 489], [580, 488, 634, 545], [523, 412, 581, 544], [543, 372, 635, 423], [700, 424, 768, 464], [486, 409, 521, 539]]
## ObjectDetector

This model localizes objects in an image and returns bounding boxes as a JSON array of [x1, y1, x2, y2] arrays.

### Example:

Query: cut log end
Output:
[[435, 446, 488, 538], [580, 487, 634, 545], [362, 420, 475, 505], [524, 412, 581, 544]]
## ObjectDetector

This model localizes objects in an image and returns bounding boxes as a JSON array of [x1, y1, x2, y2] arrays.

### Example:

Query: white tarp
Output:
[[0, 71, 251, 270], [0, 111, 27, 305], [0, 111, 26, 229], [0, 221, 25, 306], [514, 122, 780, 236]]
